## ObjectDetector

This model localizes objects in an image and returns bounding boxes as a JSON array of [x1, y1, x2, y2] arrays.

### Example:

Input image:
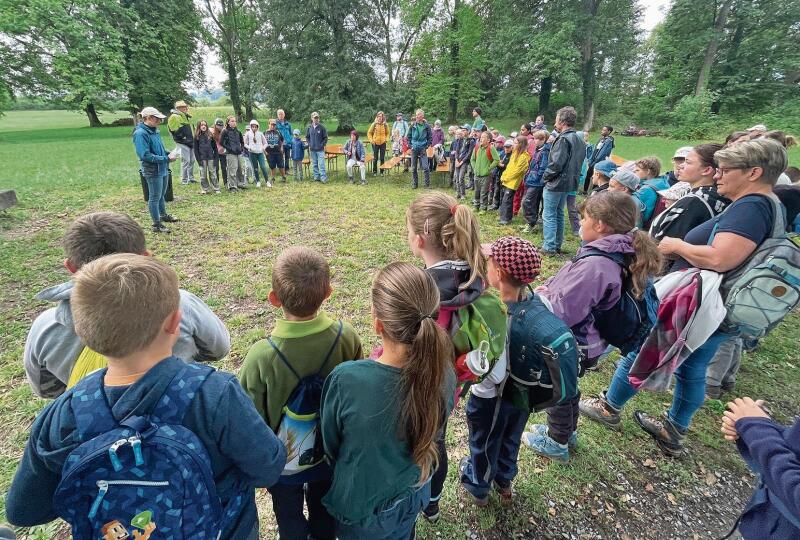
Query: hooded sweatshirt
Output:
[[24, 281, 231, 399], [5, 356, 286, 540], [537, 234, 634, 358]]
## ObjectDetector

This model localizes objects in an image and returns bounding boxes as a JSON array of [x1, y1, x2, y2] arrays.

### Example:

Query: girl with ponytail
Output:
[[524, 190, 662, 462], [319, 263, 455, 539], [406, 191, 506, 519]]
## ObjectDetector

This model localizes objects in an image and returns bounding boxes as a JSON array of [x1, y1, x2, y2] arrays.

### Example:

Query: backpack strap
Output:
[[685, 192, 715, 220], [71, 369, 117, 440], [267, 320, 344, 381], [150, 363, 214, 425], [572, 247, 626, 267]]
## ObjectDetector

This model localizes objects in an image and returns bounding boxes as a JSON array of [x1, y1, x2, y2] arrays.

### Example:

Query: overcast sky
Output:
[[197, 0, 670, 91]]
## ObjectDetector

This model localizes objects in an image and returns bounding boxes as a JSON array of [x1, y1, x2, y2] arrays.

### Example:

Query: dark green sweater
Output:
[[238, 312, 363, 431]]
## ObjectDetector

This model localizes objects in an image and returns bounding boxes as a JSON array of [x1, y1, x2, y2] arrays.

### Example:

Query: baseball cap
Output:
[[672, 146, 693, 159], [481, 236, 542, 284], [496, 135, 506, 145], [747, 124, 767, 132], [503, 139, 513, 147], [311, 111, 320, 118], [396, 112, 403, 118], [461, 124, 471, 131], [594, 159, 617, 178], [293, 129, 301, 135], [174, 100, 188, 108], [214, 117, 224, 126], [657, 181, 692, 201], [140, 107, 165, 119], [510, 131, 518, 138], [610, 169, 640, 191]]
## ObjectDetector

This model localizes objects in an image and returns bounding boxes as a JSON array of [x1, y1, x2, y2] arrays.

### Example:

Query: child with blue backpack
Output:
[[290, 129, 307, 181], [459, 236, 578, 505], [526, 191, 662, 462], [238, 246, 362, 540], [6, 254, 287, 540]]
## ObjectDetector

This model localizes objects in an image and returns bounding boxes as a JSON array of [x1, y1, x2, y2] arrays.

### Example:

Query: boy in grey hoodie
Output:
[[24, 212, 231, 398]]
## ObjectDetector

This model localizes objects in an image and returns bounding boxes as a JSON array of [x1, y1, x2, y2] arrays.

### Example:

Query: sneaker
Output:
[[578, 392, 622, 430], [279, 176, 287, 183], [633, 411, 685, 457], [498, 221, 510, 226], [458, 457, 489, 507], [521, 224, 537, 234], [161, 214, 179, 223], [527, 424, 578, 448], [360, 180, 367, 185], [200, 189, 208, 195], [521, 431, 569, 463], [152, 223, 170, 233], [492, 482, 513, 505], [214, 189, 221, 194], [256, 181, 261, 188], [266, 181, 273, 188], [421, 500, 440, 523], [239, 184, 249, 190], [348, 177, 355, 184]]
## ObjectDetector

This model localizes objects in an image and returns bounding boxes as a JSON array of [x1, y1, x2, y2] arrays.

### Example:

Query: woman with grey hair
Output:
[[580, 138, 789, 456]]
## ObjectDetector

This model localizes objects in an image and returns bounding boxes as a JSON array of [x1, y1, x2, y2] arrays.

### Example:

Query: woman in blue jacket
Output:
[[133, 107, 178, 233]]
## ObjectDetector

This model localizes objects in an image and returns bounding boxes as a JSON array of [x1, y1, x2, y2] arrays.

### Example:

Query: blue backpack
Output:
[[503, 292, 579, 412], [573, 248, 659, 355], [53, 363, 244, 540], [268, 320, 343, 485]]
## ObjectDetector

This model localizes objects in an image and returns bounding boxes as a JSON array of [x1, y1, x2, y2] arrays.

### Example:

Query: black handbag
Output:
[[140, 168, 174, 202]]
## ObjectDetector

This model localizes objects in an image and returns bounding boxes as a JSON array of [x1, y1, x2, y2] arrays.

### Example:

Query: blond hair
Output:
[[715, 138, 788, 186], [72, 254, 180, 357], [371, 262, 452, 482], [272, 246, 330, 317], [533, 130, 548, 141], [406, 192, 486, 288]]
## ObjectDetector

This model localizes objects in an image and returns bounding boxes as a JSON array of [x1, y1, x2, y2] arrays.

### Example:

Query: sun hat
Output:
[[174, 100, 188, 108], [610, 169, 641, 191], [672, 146, 693, 159], [140, 107, 165, 119], [657, 181, 692, 201], [481, 236, 542, 284], [594, 159, 618, 178]]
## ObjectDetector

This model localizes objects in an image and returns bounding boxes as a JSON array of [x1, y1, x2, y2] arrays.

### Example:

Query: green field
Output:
[[1, 109, 798, 539]]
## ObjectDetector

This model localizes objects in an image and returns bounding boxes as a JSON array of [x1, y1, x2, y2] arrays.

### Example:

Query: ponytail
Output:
[[628, 230, 662, 298], [372, 262, 453, 483], [407, 192, 487, 289]]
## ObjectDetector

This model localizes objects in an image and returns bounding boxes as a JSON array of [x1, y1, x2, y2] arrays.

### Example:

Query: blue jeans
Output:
[[249, 152, 269, 183], [310, 150, 327, 181], [270, 479, 335, 540], [605, 330, 730, 430], [542, 189, 569, 251], [460, 395, 528, 499], [411, 147, 429, 187], [336, 481, 430, 540], [145, 174, 167, 225]]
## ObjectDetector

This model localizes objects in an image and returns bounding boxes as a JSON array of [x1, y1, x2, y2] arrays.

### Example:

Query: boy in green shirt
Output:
[[239, 246, 362, 540], [470, 131, 500, 213]]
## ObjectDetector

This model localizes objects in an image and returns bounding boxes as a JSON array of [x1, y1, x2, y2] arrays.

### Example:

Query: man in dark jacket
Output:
[[541, 107, 584, 254], [409, 109, 433, 189], [167, 100, 196, 185], [584, 125, 615, 193], [220, 116, 247, 192], [306, 112, 329, 183]]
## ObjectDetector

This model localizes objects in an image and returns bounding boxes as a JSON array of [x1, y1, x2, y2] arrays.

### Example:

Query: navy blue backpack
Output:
[[53, 362, 244, 540], [573, 248, 659, 355]]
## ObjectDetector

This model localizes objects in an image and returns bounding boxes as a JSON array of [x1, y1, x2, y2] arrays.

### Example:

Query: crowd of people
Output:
[[6, 102, 799, 540]]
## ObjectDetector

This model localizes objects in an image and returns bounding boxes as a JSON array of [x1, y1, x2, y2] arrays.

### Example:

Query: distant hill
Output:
[[191, 88, 227, 101]]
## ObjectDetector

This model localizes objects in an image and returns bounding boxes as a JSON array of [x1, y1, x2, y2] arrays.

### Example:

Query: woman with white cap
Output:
[[244, 119, 270, 187], [133, 107, 179, 233]]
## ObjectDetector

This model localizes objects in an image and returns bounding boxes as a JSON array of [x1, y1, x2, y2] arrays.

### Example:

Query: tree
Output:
[[694, 0, 734, 96]]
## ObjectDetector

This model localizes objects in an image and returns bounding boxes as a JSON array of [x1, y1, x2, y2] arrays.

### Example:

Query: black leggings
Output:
[[427, 419, 449, 508], [372, 143, 386, 174]]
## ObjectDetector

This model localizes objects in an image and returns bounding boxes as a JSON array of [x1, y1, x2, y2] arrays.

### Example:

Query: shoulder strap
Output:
[[317, 320, 344, 375], [573, 247, 625, 267], [267, 320, 344, 381], [71, 369, 117, 440], [767, 195, 787, 238], [686, 192, 714, 220], [150, 363, 214, 424]]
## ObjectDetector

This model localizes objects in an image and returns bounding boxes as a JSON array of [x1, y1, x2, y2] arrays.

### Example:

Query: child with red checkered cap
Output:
[[458, 236, 543, 506]]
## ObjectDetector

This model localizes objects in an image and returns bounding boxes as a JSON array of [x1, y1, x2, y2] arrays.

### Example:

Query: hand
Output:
[[168, 155, 178, 162], [658, 236, 683, 255], [721, 397, 769, 441], [721, 416, 739, 441]]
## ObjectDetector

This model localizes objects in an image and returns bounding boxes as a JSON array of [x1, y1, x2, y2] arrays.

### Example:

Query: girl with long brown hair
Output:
[[320, 262, 455, 539]]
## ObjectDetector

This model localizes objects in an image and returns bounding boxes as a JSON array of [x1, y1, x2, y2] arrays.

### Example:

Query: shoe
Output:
[[492, 482, 513, 505], [280, 176, 287, 183], [498, 221, 510, 226], [320, 179, 328, 184], [228, 188, 238, 193], [527, 424, 578, 448], [579, 392, 622, 430], [521, 431, 570, 463], [239, 184, 249, 190], [152, 223, 170, 233], [348, 177, 355, 184], [421, 500, 440, 523], [458, 457, 489, 508], [360, 181, 367, 185], [521, 224, 537, 234], [412, 185, 418, 189], [256, 181, 261, 188], [214, 189, 221, 194], [266, 181, 273, 188], [633, 411, 685, 457], [200, 189, 208, 195], [181, 180, 189, 185], [161, 214, 179, 223], [705, 385, 723, 400], [189, 179, 198, 184]]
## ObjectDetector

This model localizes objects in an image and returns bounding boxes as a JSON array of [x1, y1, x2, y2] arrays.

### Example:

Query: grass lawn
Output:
[[1, 109, 798, 539]]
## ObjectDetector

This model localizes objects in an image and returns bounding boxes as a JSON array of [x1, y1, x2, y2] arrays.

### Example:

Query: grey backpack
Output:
[[716, 195, 800, 339]]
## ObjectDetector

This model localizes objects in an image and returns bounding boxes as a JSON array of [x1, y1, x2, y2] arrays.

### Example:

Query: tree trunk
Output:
[[447, 0, 462, 124], [694, 0, 734, 97], [224, 49, 243, 121], [85, 103, 102, 127], [244, 100, 254, 121], [539, 77, 552, 117], [580, 0, 600, 132]]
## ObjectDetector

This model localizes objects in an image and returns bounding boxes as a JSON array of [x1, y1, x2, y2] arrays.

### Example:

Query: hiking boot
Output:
[[579, 392, 622, 430], [152, 223, 170, 233], [421, 500, 440, 523], [527, 423, 578, 448], [705, 385, 723, 400], [633, 410, 685, 457], [521, 431, 570, 463], [458, 457, 489, 507], [161, 214, 179, 223], [492, 481, 513, 505]]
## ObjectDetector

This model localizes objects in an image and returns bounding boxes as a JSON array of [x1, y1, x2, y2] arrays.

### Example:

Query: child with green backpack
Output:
[[406, 192, 508, 520], [238, 246, 363, 540]]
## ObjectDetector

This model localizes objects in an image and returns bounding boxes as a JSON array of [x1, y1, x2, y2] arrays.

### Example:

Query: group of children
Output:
[[9, 123, 800, 539]]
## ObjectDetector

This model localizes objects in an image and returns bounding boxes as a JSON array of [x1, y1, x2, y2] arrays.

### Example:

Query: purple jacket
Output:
[[537, 234, 633, 358], [432, 127, 444, 147]]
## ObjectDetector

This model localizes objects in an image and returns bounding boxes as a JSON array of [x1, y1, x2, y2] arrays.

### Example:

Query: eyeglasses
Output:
[[716, 166, 748, 176]]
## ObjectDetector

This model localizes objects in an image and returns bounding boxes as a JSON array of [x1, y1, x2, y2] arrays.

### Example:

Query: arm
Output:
[[180, 291, 231, 361], [193, 138, 201, 162], [134, 132, 168, 164], [23, 312, 78, 398], [541, 138, 568, 184], [237, 343, 270, 422], [489, 146, 500, 170], [659, 232, 757, 272]]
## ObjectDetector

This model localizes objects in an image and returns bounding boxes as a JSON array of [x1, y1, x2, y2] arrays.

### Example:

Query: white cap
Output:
[[249, 119, 259, 126], [673, 146, 693, 159], [747, 124, 767, 132], [657, 181, 692, 201], [140, 107, 165, 119]]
